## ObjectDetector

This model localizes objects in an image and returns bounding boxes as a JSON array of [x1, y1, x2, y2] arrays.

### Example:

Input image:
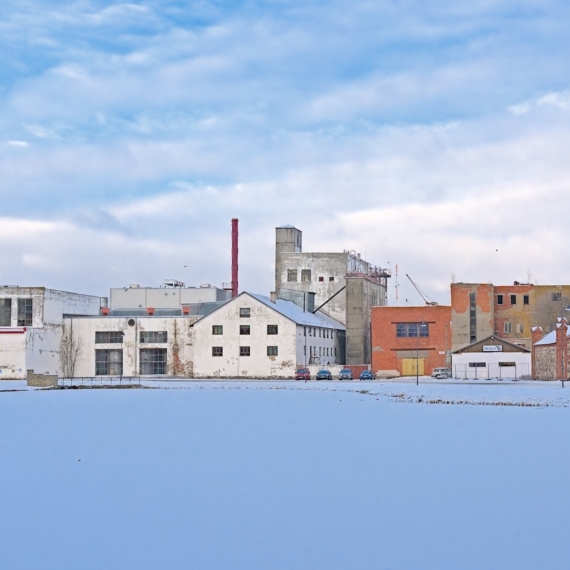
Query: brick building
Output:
[[371, 305, 451, 377], [451, 282, 570, 351], [532, 319, 570, 381]]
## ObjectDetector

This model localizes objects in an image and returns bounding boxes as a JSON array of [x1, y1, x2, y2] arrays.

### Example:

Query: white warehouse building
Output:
[[192, 292, 345, 379]]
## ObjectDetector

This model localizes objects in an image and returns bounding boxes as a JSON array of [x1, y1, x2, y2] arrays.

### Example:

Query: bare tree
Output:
[[60, 329, 82, 378]]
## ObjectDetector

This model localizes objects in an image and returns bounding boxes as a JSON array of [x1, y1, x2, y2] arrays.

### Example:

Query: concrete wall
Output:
[[0, 330, 27, 379], [451, 352, 531, 379], [371, 305, 451, 376], [66, 316, 197, 378], [451, 283, 495, 351], [110, 286, 229, 309]]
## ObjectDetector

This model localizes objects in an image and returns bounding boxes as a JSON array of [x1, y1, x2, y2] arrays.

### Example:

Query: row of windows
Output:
[[0, 298, 33, 327], [304, 327, 334, 338], [396, 323, 429, 338], [212, 346, 279, 357], [287, 269, 335, 283], [469, 362, 516, 368], [503, 322, 524, 334], [213, 325, 278, 335], [95, 348, 166, 375], [497, 294, 530, 306], [304, 346, 336, 357], [95, 331, 167, 344]]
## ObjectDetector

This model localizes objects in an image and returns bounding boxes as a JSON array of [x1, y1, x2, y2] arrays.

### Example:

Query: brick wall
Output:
[[371, 305, 451, 377]]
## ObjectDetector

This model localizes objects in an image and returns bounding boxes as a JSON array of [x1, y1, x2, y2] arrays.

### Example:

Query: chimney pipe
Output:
[[231, 218, 239, 298]]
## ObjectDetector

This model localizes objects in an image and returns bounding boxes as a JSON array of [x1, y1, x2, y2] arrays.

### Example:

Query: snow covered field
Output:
[[2, 380, 570, 569]]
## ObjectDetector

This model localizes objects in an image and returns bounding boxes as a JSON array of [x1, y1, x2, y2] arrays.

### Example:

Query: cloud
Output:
[[7, 140, 29, 147], [509, 90, 570, 115]]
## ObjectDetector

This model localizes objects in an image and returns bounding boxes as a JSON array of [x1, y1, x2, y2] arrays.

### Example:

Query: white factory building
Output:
[[0, 287, 107, 380]]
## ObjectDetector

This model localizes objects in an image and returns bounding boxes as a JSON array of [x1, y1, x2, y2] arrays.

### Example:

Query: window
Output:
[[17, 298, 32, 327], [523, 295, 529, 305], [0, 299, 11, 327], [212, 325, 223, 335], [408, 323, 418, 337], [240, 308, 251, 318], [140, 331, 167, 343], [267, 346, 278, 356], [95, 349, 123, 375], [469, 362, 486, 368], [396, 323, 430, 337], [510, 294, 517, 305], [499, 362, 516, 367], [319, 328, 322, 338], [303, 326, 306, 336], [396, 323, 407, 337], [267, 325, 278, 335], [240, 346, 250, 356], [212, 347, 223, 357], [552, 292, 562, 302], [287, 269, 298, 282], [504, 322, 512, 334], [240, 325, 250, 335], [301, 269, 311, 282], [95, 331, 124, 344], [469, 292, 476, 343], [334, 347, 337, 356], [419, 323, 429, 337], [517, 323, 524, 334], [329, 277, 335, 282], [319, 276, 324, 282], [140, 348, 167, 375], [497, 294, 504, 305]]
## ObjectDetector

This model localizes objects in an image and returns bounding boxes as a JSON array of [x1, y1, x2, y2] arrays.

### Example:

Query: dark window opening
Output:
[[95, 349, 123, 376], [510, 294, 517, 305], [469, 292, 476, 343], [240, 325, 251, 335], [212, 347, 223, 357], [523, 295, 529, 305], [212, 325, 223, 335], [240, 308, 251, 318], [240, 346, 250, 356], [0, 299, 11, 327], [95, 331, 124, 344], [301, 269, 311, 282], [497, 294, 503, 305], [318, 276, 324, 282], [140, 331, 167, 343], [469, 362, 486, 368], [17, 298, 32, 327], [552, 293, 562, 302], [140, 348, 167, 375], [267, 325, 278, 335], [267, 346, 278, 356], [396, 323, 430, 338], [287, 269, 297, 282], [329, 276, 335, 282]]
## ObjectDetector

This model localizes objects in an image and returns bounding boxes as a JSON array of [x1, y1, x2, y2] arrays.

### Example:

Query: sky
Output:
[[1, 0, 570, 304]]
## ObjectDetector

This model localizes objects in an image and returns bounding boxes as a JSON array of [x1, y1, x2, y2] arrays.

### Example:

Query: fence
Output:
[[59, 376, 142, 387], [453, 363, 531, 380]]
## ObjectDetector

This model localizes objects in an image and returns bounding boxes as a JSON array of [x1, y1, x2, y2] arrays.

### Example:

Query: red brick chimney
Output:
[[555, 319, 568, 380]]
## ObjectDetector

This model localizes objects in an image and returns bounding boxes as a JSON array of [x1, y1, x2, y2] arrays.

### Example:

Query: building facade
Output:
[[0, 287, 107, 380], [451, 282, 570, 351], [531, 319, 570, 381], [275, 225, 389, 365], [371, 305, 451, 377]]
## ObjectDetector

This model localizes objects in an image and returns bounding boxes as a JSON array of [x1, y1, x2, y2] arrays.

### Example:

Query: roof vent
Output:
[[129, 284, 140, 288], [200, 283, 211, 288]]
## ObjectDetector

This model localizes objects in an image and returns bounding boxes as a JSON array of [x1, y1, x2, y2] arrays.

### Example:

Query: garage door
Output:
[[402, 358, 424, 376]]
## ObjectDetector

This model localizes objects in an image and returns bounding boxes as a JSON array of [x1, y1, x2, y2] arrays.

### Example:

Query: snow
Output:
[[2, 380, 570, 569]]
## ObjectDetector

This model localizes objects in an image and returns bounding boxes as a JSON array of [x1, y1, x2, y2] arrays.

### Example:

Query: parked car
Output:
[[316, 369, 333, 380], [295, 368, 311, 381], [432, 367, 451, 379], [359, 370, 375, 381], [339, 368, 353, 380]]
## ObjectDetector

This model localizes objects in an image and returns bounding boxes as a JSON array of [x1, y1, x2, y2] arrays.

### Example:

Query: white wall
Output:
[[451, 352, 531, 379], [110, 286, 229, 309], [295, 325, 340, 368], [66, 316, 197, 378], [0, 331, 27, 379]]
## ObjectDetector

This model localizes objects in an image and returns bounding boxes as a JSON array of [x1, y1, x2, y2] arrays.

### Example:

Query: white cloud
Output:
[[7, 140, 29, 147], [509, 90, 570, 116]]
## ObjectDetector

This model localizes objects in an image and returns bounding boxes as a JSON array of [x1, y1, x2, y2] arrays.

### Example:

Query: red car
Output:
[[295, 368, 311, 381]]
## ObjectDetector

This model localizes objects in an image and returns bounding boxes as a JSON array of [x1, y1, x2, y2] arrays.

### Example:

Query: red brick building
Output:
[[371, 305, 452, 377], [532, 319, 570, 381]]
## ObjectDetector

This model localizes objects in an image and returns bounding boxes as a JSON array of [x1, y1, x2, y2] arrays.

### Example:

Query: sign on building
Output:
[[483, 345, 503, 352]]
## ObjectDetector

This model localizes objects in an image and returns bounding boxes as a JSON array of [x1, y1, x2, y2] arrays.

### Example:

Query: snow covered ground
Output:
[[2, 379, 570, 569]]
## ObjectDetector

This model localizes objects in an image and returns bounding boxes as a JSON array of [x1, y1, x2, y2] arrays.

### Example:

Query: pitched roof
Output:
[[534, 328, 570, 346], [452, 335, 531, 354]]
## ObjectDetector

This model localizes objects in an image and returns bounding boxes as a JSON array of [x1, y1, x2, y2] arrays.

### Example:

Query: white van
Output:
[[432, 367, 451, 379]]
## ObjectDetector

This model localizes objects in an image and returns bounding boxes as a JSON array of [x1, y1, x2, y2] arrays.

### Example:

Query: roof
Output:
[[193, 292, 345, 330], [276, 224, 297, 229], [452, 335, 531, 354], [534, 328, 570, 346], [248, 293, 345, 329]]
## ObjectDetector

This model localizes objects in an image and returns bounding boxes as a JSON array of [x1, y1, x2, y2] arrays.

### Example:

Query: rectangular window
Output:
[[419, 323, 429, 337], [212, 325, 223, 335], [523, 295, 529, 305], [0, 299, 11, 327], [303, 326, 306, 336], [319, 328, 322, 338], [267, 346, 278, 356], [267, 325, 278, 335], [287, 269, 298, 282], [240, 346, 250, 356], [468, 362, 486, 368], [408, 323, 418, 337], [318, 276, 324, 282], [139, 331, 167, 343], [212, 346, 223, 357], [469, 292, 476, 343], [552, 292, 562, 302], [329, 277, 335, 282], [240, 325, 251, 335], [497, 294, 504, 305], [396, 323, 407, 337], [140, 348, 167, 375], [499, 362, 516, 367], [95, 349, 123, 376], [17, 298, 33, 327], [510, 294, 517, 305], [504, 322, 512, 334], [95, 331, 124, 344], [301, 269, 311, 282], [517, 323, 524, 334], [240, 308, 251, 318]]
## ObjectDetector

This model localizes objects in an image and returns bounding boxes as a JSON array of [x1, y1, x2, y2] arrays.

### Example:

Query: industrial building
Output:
[[0, 287, 107, 380], [275, 225, 389, 365], [371, 305, 451, 377], [451, 282, 570, 351]]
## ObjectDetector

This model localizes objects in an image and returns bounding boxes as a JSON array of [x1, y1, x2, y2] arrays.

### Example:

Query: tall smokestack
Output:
[[231, 218, 239, 298]]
